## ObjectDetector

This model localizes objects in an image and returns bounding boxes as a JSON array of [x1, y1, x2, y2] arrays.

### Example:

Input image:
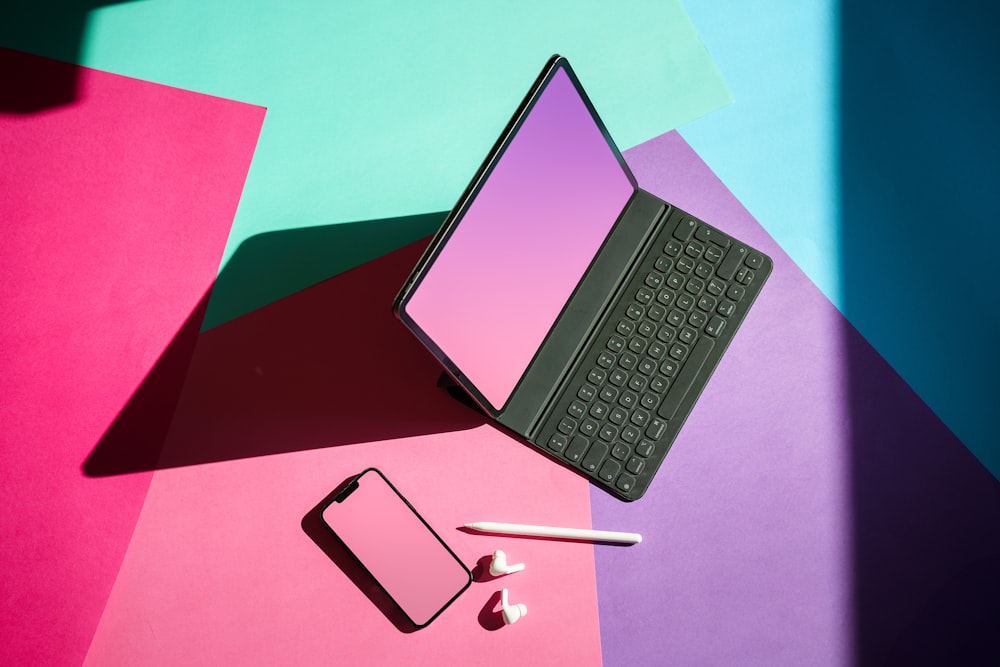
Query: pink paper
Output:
[[0, 47, 265, 666], [82, 241, 603, 665]]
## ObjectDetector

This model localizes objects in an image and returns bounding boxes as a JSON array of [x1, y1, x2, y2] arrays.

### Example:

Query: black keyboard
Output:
[[534, 209, 771, 500]]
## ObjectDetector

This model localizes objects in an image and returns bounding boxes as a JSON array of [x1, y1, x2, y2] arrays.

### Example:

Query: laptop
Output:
[[394, 55, 771, 500]]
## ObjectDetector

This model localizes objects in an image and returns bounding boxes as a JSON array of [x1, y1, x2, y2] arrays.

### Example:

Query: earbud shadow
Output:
[[472, 554, 512, 583], [478, 589, 506, 631], [301, 478, 419, 634]]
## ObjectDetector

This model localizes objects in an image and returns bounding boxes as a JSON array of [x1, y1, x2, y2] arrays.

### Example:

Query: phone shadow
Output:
[[83, 215, 486, 477], [301, 477, 419, 634]]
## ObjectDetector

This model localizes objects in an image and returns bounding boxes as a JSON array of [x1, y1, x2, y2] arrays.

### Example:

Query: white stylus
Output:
[[464, 521, 641, 545]]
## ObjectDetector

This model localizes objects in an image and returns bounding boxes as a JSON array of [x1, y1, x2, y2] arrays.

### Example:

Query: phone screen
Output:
[[320, 468, 471, 627]]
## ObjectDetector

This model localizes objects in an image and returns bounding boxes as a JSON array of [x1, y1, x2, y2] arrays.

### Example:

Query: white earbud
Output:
[[489, 549, 525, 576], [500, 588, 527, 625]]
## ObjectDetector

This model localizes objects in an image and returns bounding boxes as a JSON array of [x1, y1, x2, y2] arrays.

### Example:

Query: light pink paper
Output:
[[83, 241, 603, 665], [0, 47, 265, 666]]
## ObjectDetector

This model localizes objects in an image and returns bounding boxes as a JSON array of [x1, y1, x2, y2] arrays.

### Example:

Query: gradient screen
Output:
[[322, 469, 470, 627], [403, 64, 635, 411]]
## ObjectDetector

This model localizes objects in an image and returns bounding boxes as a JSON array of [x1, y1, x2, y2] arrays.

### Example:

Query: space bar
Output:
[[657, 337, 715, 420]]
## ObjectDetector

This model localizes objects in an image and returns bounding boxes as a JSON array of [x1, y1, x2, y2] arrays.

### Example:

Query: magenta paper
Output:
[[0, 47, 265, 666]]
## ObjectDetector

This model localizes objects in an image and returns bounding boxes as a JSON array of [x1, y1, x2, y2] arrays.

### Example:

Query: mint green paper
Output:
[[5, 2, 730, 325]]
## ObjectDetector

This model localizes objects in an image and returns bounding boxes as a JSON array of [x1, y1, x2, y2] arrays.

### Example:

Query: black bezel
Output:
[[392, 54, 637, 417]]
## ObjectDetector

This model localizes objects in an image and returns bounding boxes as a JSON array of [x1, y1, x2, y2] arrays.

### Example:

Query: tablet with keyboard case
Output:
[[394, 55, 771, 500]]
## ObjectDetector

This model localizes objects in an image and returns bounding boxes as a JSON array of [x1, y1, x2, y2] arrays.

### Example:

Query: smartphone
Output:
[[320, 468, 472, 628]]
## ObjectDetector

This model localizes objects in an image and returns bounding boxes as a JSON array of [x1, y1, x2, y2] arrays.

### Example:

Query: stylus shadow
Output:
[[84, 215, 486, 477], [301, 479, 419, 634]]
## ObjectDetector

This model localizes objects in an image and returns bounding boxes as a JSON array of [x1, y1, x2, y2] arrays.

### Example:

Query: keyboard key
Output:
[[707, 278, 726, 296], [619, 391, 638, 409], [636, 287, 654, 304], [660, 359, 679, 376], [598, 459, 621, 483], [705, 316, 726, 337], [667, 274, 685, 290], [579, 418, 598, 437], [558, 417, 576, 435], [726, 284, 746, 301], [640, 391, 658, 409], [649, 375, 670, 393], [676, 256, 695, 274], [656, 289, 675, 306], [645, 418, 667, 440], [626, 457, 645, 475], [635, 441, 655, 458], [648, 341, 667, 359], [669, 343, 688, 361], [656, 326, 675, 343], [564, 436, 588, 462], [630, 409, 650, 428], [685, 277, 704, 295], [626, 304, 644, 320], [685, 241, 704, 258], [628, 337, 648, 354], [648, 303, 667, 321], [578, 384, 596, 401], [688, 311, 707, 329], [695, 262, 713, 279], [589, 401, 609, 420], [628, 374, 647, 392], [617, 319, 635, 336], [597, 351, 616, 368], [600, 424, 619, 442], [673, 218, 696, 241], [654, 256, 673, 272], [607, 335, 625, 352], [587, 368, 606, 385], [609, 407, 627, 425], [637, 321, 656, 338], [717, 300, 736, 318], [746, 252, 764, 269], [717, 244, 747, 280], [704, 245, 724, 263], [609, 369, 627, 386], [694, 224, 730, 248], [637, 358, 657, 375], [611, 443, 630, 460], [663, 239, 683, 256], [547, 433, 567, 452], [667, 309, 685, 326], [581, 442, 609, 472], [621, 425, 640, 443], [619, 353, 638, 370], [599, 385, 618, 403], [698, 295, 717, 312], [568, 400, 586, 418], [679, 326, 698, 344], [644, 272, 663, 289], [615, 474, 636, 494]]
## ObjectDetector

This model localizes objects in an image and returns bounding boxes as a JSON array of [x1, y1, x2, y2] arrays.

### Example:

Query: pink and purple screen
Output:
[[322, 470, 469, 626], [404, 66, 634, 410]]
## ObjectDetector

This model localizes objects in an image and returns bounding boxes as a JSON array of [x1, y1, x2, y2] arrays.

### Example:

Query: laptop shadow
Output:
[[84, 216, 486, 476]]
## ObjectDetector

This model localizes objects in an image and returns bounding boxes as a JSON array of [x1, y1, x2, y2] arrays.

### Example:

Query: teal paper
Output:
[[68, 2, 728, 316], [2, 2, 730, 324]]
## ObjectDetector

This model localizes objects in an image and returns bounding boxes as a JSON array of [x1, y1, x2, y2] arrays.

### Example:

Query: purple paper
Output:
[[592, 131, 1000, 665]]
